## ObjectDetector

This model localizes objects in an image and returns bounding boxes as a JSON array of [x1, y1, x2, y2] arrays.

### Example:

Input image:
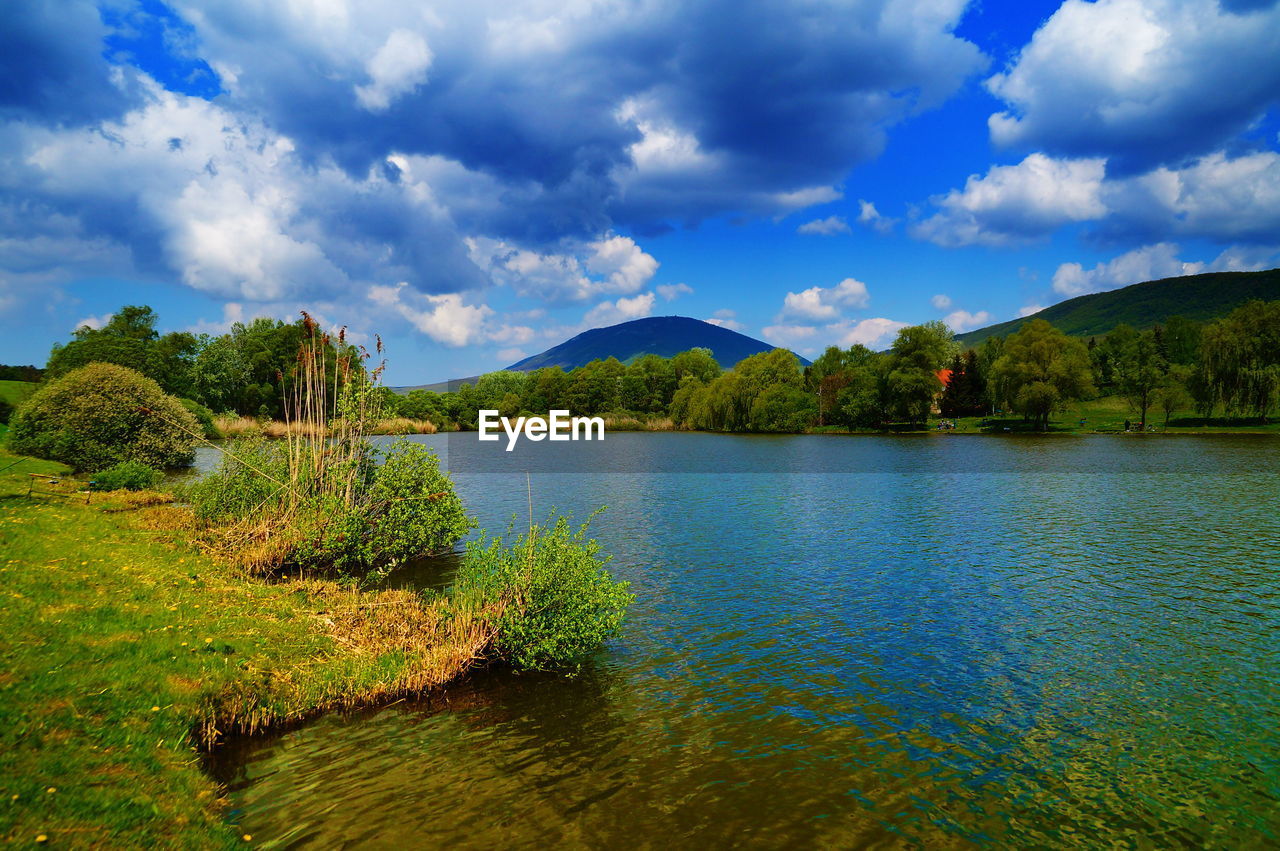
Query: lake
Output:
[[206, 433, 1280, 847]]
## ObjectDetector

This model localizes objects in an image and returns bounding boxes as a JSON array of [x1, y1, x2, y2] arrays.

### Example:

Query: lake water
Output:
[[207, 433, 1280, 847]]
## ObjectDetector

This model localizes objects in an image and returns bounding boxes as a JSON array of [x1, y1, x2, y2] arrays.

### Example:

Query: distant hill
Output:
[[390, 316, 806, 393], [957, 268, 1280, 347], [507, 316, 807, 371]]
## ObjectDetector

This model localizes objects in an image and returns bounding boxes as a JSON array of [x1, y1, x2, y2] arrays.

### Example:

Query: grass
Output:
[[0, 447, 498, 848], [210, 415, 439, 439], [0, 380, 36, 409]]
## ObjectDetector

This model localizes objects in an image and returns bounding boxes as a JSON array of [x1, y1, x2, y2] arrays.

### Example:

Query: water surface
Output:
[[208, 433, 1280, 848]]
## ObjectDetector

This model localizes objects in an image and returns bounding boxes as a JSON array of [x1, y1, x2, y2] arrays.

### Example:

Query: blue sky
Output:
[[2, 0, 1278, 384]]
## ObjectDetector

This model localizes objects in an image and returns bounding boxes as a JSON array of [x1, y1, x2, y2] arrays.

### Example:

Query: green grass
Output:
[[0, 380, 36, 408], [0, 449, 493, 847]]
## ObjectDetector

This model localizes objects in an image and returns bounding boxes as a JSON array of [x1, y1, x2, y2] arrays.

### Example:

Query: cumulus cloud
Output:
[[797, 216, 850, 236], [1050, 242, 1278, 297], [912, 153, 1106, 246], [657, 282, 693, 301], [986, 0, 1280, 173], [931, 294, 952, 310], [583, 292, 656, 328], [1017, 304, 1046, 318], [704, 308, 745, 331], [369, 282, 518, 347], [355, 29, 433, 112], [74, 312, 113, 331], [942, 309, 992, 333], [779, 278, 870, 320], [761, 324, 819, 348], [856, 200, 896, 234], [831, 317, 909, 349], [467, 235, 659, 303], [147, 0, 984, 232], [915, 148, 1280, 247]]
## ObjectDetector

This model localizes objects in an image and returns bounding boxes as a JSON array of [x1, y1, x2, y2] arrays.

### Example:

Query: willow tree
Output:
[[1194, 300, 1280, 421], [990, 320, 1094, 430]]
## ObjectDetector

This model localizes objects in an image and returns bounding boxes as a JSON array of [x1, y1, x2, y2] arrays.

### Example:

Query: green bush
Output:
[[177, 397, 220, 439], [9, 363, 199, 471], [188, 437, 471, 573], [0, 399, 12, 425], [90, 460, 163, 491], [450, 516, 633, 670]]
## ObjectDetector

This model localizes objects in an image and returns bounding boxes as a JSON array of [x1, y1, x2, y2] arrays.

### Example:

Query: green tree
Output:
[[885, 321, 954, 423], [9, 362, 199, 471], [989, 319, 1094, 430], [670, 348, 721, 385], [1115, 329, 1167, 429], [1194, 300, 1280, 420], [1156, 363, 1192, 427]]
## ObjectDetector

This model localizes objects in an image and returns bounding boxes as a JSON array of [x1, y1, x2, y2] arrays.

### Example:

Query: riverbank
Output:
[[0, 449, 491, 847]]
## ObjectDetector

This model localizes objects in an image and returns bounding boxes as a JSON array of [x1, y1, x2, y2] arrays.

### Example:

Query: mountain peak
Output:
[[505, 315, 808, 371]]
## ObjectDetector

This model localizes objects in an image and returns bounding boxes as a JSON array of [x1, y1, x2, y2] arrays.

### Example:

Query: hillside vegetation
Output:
[[958, 268, 1280, 346]]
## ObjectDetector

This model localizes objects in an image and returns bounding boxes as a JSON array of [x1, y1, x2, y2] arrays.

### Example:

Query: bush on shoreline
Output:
[[8, 362, 198, 471], [450, 517, 633, 670]]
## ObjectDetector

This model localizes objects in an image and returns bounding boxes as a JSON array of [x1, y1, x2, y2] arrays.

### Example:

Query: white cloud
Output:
[[1018, 304, 1046, 318], [831, 317, 909, 349], [942, 309, 992, 333], [761, 324, 819, 348], [915, 149, 1280, 248], [797, 215, 850, 236], [355, 29, 433, 112], [496, 347, 527, 363], [856, 200, 896, 234], [369, 282, 496, 346], [930, 293, 952, 310], [656, 282, 693, 301], [583, 291, 656, 327], [1051, 243, 1202, 296], [706, 307, 747, 330], [912, 153, 1106, 247], [704, 308, 744, 332], [985, 0, 1280, 170], [1049, 242, 1279, 297], [779, 277, 871, 320], [468, 234, 659, 302], [74, 312, 113, 331]]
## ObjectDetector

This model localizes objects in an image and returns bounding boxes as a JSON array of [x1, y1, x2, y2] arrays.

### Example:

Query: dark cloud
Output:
[[0, 0, 136, 125]]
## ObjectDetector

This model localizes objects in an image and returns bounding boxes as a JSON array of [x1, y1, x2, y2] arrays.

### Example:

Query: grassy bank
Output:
[[211, 415, 441, 439], [0, 449, 495, 847]]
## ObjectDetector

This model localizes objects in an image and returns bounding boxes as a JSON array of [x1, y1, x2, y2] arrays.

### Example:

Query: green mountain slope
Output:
[[957, 268, 1280, 346]]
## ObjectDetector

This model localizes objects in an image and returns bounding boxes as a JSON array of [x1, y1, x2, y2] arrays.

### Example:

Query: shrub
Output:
[[189, 437, 471, 574], [90, 460, 163, 491], [9, 363, 199, 471], [178, 398, 220, 439], [0, 399, 12, 425], [450, 516, 632, 670]]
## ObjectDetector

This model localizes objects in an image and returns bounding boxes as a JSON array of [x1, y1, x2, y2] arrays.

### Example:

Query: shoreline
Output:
[[0, 449, 489, 847]]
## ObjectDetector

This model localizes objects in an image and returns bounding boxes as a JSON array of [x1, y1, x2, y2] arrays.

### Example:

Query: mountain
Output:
[[956, 268, 1280, 347], [504, 316, 808, 371]]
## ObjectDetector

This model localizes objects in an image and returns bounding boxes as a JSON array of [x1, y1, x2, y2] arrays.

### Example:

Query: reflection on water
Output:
[[207, 434, 1280, 847]]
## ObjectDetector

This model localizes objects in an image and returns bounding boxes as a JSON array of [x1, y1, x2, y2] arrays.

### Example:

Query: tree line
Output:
[[25, 299, 1280, 432]]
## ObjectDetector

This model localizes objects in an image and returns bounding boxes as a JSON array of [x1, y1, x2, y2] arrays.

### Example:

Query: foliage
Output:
[[8, 362, 199, 471], [188, 317, 470, 574], [178, 397, 221, 439], [0, 363, 43, 382], [1113, 328, 1167, 428], [1192, 300, 1280, 420], [45, 305, 202, 398], [90, 459, 164, 491], [450, 517, 632, 670], [989, 320, 1095, 429], [939, 351, 987, 417]]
